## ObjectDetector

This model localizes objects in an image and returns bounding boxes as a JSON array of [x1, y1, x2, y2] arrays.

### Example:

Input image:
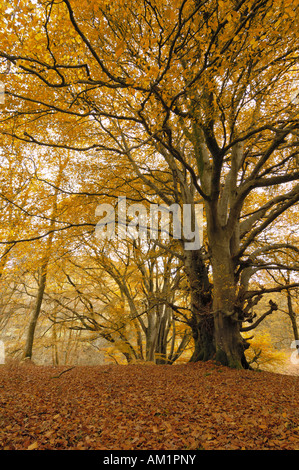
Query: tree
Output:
[[0, 0, 298, 368], [23, 155, 72, 359], [45, 233, 192, 364]]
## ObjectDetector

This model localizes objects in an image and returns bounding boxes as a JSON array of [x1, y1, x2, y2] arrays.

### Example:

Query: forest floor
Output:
[[0, 360, 298, 451]]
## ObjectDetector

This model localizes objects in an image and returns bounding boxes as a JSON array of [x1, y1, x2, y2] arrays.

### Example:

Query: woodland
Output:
[[0, 0, 298, 452]]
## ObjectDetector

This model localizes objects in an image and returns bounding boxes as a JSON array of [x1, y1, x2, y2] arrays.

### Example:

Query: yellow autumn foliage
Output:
[[244, 331, 287, 371]]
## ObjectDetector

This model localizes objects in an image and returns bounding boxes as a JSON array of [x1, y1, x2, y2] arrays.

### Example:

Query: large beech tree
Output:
[[0, 0, 298, 368]]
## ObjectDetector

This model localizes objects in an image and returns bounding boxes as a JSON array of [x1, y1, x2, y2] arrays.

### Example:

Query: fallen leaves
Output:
[[27, 441, 38, 450], [0, 361, 298, 450]]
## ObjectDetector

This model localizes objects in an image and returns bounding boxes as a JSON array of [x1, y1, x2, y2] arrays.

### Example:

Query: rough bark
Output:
[[209, 232, 250, 368], [184, 249, 214, 362]]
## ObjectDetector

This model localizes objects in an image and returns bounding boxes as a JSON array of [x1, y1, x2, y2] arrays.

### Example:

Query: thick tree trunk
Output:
[[210, 234, 249, 368], [184, 249, 214, 362], [214, 312, 249, 368], [189, 315, 215, 362]]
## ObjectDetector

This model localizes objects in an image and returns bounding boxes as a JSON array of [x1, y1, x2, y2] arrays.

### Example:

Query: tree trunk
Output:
[[23, 164, 63, 361], [168, 329, 192, 364], [184, 249, 214, 362], [155, 304, 172, 364], [287, 288, 299, 354], [24, 266, 47, 360], [52, 315, 59, 366], [190, 314, 215, 362], [210, 234, 248, 368], [214, 312, 249, 368], [133, 319, 144, 361], [146, 334, 157, 361]]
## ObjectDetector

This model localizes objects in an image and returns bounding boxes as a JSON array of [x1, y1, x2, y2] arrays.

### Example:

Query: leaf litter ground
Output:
[[0, 361, 298, 450]]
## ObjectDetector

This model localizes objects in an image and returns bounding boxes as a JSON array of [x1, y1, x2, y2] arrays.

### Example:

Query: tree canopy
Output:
[[0, 0, 298, 368]]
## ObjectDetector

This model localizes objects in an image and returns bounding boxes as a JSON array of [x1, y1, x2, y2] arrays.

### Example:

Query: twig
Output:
[[51, 366, 75, 379]]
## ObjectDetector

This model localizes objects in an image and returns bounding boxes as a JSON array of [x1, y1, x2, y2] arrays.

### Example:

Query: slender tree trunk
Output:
[[133, 319, 144, 360], [24, 266, 47, 360], [168, 329, 192, 364], [52, 313, 59, 365], [155, 304, 172, 364], [64, 326, 75, 364], [287, 288, 299, 349], [146, 308, 158, 361], [23, 161, 64, 361]]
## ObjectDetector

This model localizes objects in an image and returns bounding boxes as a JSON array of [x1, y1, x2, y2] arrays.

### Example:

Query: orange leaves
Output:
[[0, 362, 298, 450]]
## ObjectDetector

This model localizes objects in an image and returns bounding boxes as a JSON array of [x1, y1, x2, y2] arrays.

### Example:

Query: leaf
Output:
[[27, 441, 38, 450], [115, 42, 125, 58]]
